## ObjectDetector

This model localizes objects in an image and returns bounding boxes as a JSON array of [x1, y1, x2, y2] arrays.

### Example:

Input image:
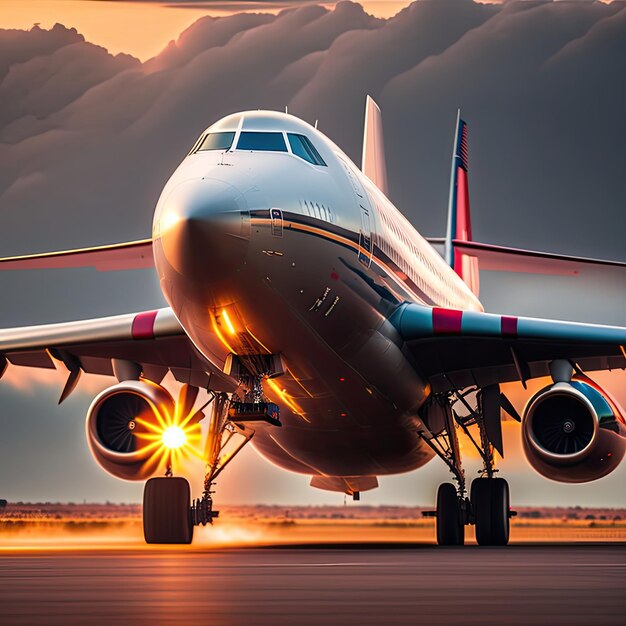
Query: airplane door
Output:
[[358, 205, 373, 268], [337, 156, 374, 268], [270, 208, 283, 237]]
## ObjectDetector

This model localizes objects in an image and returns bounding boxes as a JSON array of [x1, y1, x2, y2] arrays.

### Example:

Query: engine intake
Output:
[[86, 380, 175, 480], [522, 379, 626, 483]]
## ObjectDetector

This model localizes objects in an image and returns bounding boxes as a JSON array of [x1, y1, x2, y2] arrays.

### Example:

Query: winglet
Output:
[[445, 110, 479, 296], [361, 95, 389, 196]]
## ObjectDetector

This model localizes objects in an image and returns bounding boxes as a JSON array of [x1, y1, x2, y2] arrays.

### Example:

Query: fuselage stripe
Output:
[[250, 211, 435, 306]]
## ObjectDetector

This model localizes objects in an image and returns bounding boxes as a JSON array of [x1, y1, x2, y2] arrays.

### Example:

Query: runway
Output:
[[2, 544, 626, 626]]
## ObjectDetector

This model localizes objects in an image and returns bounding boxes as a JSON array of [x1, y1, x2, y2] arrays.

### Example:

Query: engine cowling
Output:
[[86, 380, 176, 480], [522, 378, 626, 483]]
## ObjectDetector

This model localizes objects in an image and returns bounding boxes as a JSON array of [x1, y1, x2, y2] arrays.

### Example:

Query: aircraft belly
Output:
[[250, 423, 435, 476]]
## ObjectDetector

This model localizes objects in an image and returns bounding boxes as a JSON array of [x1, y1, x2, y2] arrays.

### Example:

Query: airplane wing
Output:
[[0, 239, 153, 271], [0, 308, 237, 400], [425, 237, 626, 276], [389, 303, 626, 393]]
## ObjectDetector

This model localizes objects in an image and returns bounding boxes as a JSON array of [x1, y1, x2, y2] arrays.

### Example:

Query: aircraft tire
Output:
[[471, 477, 510, 546], [143, 476, 194, 544], [436, 482, 464, 546]]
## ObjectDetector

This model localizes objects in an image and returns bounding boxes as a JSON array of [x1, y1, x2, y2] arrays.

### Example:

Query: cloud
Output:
[[0, 0, 623, 264]]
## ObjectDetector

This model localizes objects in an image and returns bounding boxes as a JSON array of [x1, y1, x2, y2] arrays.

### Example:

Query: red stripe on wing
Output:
[[433, 307, 463, 335], [132, 311, 158, 340], [501, 315, 518, 337]]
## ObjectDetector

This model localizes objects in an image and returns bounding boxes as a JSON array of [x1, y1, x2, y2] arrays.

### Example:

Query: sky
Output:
[[0, 0, 625, 507], [0, 0, 416, 60]]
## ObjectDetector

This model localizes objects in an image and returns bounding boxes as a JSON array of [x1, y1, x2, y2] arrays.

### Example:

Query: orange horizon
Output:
[[0, 0, 415, 61]]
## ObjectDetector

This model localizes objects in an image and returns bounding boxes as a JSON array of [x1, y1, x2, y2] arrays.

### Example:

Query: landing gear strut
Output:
[[191, 392, 254, 528], [420, 386, 512, 546]]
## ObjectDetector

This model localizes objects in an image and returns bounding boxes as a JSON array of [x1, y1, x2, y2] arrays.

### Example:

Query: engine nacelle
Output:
[[86, 380, 176, 480], [522, 379, 626, 483]]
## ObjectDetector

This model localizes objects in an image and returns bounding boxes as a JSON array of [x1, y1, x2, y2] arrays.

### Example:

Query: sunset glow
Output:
[[0, 0, 418, 60]]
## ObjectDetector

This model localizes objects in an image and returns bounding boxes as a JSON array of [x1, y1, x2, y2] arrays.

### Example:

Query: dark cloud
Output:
[[1, 0, 624, 322], [1, 0, 624, 262], [1, 0, 626, 503]]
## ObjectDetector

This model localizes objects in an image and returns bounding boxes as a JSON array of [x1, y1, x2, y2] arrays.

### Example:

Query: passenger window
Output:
[[197, 132, 235, 151], [287, 134, 326, 166], [237, 132, 287, 152]]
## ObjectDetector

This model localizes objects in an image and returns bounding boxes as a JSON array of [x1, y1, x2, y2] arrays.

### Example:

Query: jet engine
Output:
[[522, 378, 626, 483], [86, 379, 176, 480]]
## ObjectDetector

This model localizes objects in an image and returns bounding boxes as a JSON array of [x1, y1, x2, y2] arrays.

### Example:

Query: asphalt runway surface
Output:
[[2, 543, 626, 626]]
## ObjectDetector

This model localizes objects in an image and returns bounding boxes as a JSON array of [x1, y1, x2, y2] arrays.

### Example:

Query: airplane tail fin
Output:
[[444, 110, 480, 297], [428, 113, 624, 280], [361, 95, 389, 196]]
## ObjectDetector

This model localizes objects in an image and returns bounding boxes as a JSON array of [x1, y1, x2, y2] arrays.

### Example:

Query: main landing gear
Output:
[[420, 386, 514, 546], [142, 373, 280, 544], [141, 391, 255, 544], [143, 476, 194, 544], [471, 476, 510, 546]]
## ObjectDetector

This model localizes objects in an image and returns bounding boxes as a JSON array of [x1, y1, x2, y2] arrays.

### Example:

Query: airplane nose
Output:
[[157, 178, 250, 286]]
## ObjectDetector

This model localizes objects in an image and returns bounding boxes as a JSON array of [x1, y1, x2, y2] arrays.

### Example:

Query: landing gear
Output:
[[471, 477, 510, 546], [420, 386, 512, 546], [141, 390, 256, 544], [138, 357, 281, 546], [436, 483, 464, 545], [143, 476, 193, 544]]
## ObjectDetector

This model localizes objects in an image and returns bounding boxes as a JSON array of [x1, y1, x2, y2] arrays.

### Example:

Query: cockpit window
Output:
[[237, 132, 287, 152], [197, 132, 235, 152], [287, 134, 326, 166]]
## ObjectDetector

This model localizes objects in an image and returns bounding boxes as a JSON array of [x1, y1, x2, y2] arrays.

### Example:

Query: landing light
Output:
[[162, 426, 187, 449], [222, 310, 236, 335]]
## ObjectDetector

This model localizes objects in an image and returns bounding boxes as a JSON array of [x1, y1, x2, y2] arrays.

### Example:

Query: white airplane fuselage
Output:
[[152, 111, 482, 481]]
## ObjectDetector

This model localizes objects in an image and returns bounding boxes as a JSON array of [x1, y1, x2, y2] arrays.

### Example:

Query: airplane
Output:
[[1, 96, 625, 546]]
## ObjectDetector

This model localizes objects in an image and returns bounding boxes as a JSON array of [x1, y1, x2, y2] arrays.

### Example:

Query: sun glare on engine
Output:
[[162, 425, 187, 449]]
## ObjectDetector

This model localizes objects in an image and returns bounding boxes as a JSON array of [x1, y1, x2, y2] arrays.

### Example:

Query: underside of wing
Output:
[[390, 303, 626, 392], [0, 308, 236, 397], [0, 239, 153, 272]]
